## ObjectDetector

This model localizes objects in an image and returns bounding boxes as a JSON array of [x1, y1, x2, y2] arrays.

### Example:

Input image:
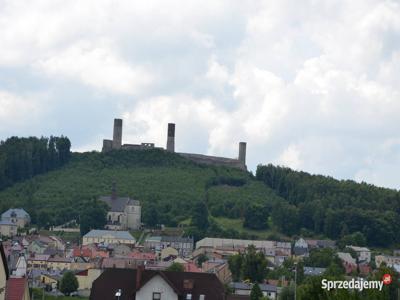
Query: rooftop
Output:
[[83, 230, 135, 241], [91, 268, 225, 300], [1, 208, 30, 220], [99, 196, 140, 212]]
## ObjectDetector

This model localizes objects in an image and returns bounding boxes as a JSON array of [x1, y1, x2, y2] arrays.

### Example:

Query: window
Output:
[[199, 295, 205, 300], [153, 292, 161, 300]]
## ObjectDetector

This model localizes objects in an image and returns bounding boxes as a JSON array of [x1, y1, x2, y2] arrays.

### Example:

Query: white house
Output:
[[347, 246, 371, 263], [82, 230, 135, 246]]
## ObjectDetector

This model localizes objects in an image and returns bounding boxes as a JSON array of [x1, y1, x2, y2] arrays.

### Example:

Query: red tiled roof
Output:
[[73, 247, 92, 257], [6, 277, 27, 300], [184, 262, 201, 273], [129, 252, 156, 260]]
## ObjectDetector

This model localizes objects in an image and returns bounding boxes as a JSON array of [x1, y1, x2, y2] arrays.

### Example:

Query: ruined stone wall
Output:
[[178, 152, 246, 170]]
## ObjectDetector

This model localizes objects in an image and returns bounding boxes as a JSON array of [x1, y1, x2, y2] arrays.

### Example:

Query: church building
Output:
[[99, 184, 141, 231]]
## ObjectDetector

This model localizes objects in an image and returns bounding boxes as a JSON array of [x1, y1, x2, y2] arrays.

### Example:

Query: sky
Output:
[[1, 0, 400, 189]]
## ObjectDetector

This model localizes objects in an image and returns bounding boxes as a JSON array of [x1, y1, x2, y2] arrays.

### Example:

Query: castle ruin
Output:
[[102, 118, 247, 170]]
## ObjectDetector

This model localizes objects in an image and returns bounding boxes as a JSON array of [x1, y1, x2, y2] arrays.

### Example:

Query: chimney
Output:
[[136, 264, 145, 289], [166, 123, 175, 152], [112, 119, 123, 149], [238, 142, 246, 166]]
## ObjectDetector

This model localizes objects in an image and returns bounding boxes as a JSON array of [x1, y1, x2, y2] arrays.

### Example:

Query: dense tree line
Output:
[[0, 136, 71, 190], [256, 164, 400, 247]]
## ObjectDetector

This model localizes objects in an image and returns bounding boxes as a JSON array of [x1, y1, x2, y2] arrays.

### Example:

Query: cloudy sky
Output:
[[1, 0, 400, 189]]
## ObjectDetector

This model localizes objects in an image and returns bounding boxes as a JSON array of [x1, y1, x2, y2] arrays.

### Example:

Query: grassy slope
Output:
[[0, 149, 282, 232]]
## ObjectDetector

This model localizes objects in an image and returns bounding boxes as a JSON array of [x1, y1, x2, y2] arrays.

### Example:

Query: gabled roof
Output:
[[99, 196, 140, 212], [5, 277, 27, 300], [1, 208, 30, 220], [90, 268, 225, 300], [83, 230, 135, 241]]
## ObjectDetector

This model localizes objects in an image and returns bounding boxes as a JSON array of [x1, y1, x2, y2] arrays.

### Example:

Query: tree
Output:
[[244, 205, 269, 230], [196, 253, 208, 267], [250, 283, 263, 300], [142, 201, 159, 227], [242, 245, 268, 283], [228, 254, 243, 282], [166, 262, 184, 272], [79, 200, 107, 236], [191, 201, 209, 231], [59, 271, 78, 295]]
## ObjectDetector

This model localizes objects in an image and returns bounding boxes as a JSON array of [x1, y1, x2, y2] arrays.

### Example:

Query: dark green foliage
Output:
[[59, 271, 78, 295], [228, 253, 243, 282], [196, 253, 208, 267], [0, 136, 71, 190], [191, 201, 209, 231], [338, 231, 367, 248], [0, 149, 261, 229], [229, 245, 268, 283], [79, 200, 107, 236], [243, 204, 269, 230], [165, 262, 184, 272], [250, 283, 263, 300], [257, 164, 400, 246]]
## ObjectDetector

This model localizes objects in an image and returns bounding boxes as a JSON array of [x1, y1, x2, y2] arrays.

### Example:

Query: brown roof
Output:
[[90, 268, 226, 300], [5, 277, 27, 300]]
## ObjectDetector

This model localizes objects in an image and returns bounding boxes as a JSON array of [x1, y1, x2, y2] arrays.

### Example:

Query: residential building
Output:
[[337, 252, 357, 274], [0, 244, 10, 300], [5, 277, 30, 300], [145, 236, 194, 257], [347, 246, 371, 263], [293, 238, 309, 257], [90, 268, 226, 300], [1, 209, 30, 229], [27, 254, 50, 271], [28, 240, 48, 255], [375, 255, 400, 268], [196, 238, 291, 257], [202, 259, 232, 284], [75, 269, 102, 290], [229, 282, 277, 300], [0, 221, 17, 237], [47, 257, 71, 271], [82, 230, 135, 246], [305, 239, 336, 249], [14, 256, 27, 277]]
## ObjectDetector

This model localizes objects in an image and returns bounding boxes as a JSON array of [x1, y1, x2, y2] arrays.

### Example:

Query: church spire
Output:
[[111, 181, 117, 200]]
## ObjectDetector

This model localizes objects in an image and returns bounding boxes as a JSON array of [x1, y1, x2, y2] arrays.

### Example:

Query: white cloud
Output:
[[36, 40, 153, 95], [0, 90, 46, 130], [1, 0, 400, 188]]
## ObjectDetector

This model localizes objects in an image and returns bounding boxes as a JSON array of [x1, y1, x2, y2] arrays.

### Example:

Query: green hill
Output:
[[0, 147, 399, 247], [0, 149, 280, 235]]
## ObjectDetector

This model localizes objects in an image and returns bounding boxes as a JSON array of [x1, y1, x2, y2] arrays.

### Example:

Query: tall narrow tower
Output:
[[238, 142, 246, 166], [113, 118, 123, 149], [166, 123, 175, 152]]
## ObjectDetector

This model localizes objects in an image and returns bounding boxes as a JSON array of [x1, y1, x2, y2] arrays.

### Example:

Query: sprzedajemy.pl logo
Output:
[[322, 274, 392, 292]]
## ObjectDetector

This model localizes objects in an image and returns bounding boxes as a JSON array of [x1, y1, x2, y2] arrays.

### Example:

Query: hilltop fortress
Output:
[[102, 119, 247, 170]]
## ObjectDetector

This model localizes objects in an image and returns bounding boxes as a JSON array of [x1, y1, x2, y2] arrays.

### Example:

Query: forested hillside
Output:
[[0, 138, 399, 247], [0, 149, 280, 237], [256, 165, 400, 247], [0, 136, 71, 190]]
